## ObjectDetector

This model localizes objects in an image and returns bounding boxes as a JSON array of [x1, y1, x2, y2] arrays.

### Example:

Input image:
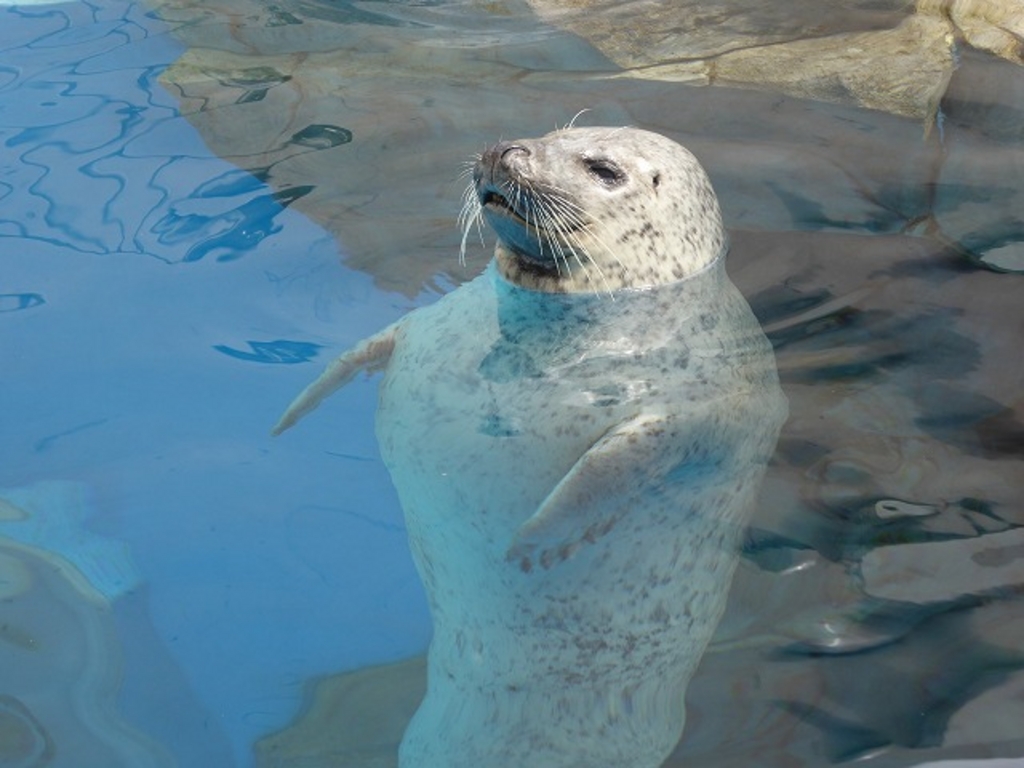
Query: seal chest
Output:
[[274, 127, 787, 767]]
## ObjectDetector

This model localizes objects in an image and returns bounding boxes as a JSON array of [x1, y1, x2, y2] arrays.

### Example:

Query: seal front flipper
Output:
[[271, 323, 400, 435], [506, 411, 676, 572]]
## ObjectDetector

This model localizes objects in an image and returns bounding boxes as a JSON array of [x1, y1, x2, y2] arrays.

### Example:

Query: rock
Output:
[[527, 0, 911, 64], [713, 13, 955, 121], [935, 47, 1024, 272], [254, 657, 425, 768], [0, 482, 139, 600], [861, 528, 1024, 603], [920, 0, 1024, 65], [530, 0, 957, 120], [0, 538, 173, 768], [934, 141, 1024, 274]]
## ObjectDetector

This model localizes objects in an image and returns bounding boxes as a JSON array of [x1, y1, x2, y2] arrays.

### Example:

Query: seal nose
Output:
[[481, 141, 530, 176], [499, 143, 529, 163]]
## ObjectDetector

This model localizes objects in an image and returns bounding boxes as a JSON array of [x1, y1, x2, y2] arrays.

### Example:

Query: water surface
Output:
[[1, 1, 1022, 767]]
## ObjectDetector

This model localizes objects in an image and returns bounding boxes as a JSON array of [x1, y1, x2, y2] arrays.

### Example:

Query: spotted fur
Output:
[[275, 127, 786, 768], [462, 127, 726, 294]]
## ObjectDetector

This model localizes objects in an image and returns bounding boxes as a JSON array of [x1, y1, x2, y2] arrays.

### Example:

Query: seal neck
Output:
[[492, 240, 729, 297]]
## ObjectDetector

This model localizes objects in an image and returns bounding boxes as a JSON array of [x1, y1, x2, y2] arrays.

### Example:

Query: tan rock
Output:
[[861, 528, 1024, 603], [919, 0, 1024, 64], [255, 657, 424, 768], [0, 538, 173, 768], [531, 0, 957, 119], [527, 0, 911, 64], [713, 13, 955, 120]]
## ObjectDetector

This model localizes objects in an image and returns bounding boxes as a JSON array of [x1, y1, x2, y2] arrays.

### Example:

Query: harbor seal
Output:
[[274, 127, 786, 767]]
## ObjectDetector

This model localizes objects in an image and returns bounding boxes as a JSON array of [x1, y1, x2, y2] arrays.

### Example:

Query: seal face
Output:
[[275, 127, 786, 768], [462, 127, 727, 293]]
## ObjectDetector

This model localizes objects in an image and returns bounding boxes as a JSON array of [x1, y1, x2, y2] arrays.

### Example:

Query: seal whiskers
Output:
[[533, 192, 612, 293], [458, 180, 485, 267], [535, 187, 631, 293], [463, 170, 632, 294]]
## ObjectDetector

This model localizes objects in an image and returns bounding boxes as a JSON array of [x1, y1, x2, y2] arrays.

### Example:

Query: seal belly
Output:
[[374, 263, 786, 767]]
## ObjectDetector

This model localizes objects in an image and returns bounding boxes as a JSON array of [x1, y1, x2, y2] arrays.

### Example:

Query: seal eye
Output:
[[584, 158, 626, 187]]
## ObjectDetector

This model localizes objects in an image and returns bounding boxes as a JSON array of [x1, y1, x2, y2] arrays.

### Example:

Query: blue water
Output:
[[3, 1, 1024, 768], [1, 3, 430, 765]]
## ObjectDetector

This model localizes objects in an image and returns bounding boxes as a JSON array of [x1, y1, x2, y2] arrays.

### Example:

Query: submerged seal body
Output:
[[275, 127, 786, 767]]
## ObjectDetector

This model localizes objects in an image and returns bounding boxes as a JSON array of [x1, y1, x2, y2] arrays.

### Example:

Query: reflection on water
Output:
[[2, 0, 1023, 767], [1, 4, 427, 766], [0, 532, 173, 768]]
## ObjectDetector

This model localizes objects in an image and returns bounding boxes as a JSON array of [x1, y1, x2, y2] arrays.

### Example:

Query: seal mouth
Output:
[[478, 185, 553, 267], [481, 189, 528, 227], [480, 185, 586, 239]]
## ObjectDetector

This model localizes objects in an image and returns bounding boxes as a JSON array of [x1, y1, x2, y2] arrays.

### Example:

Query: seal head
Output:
[[466, 127, 726, 293]]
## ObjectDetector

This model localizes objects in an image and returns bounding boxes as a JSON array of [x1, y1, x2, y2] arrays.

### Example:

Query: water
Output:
[[1, 1, 1022, 767], [1, 4, 430, 765]]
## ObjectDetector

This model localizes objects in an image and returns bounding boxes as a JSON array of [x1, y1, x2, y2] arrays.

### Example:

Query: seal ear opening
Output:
[[652, 173, 661, 190]]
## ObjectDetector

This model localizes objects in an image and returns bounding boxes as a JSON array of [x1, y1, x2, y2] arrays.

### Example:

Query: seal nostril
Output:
[[500, 144, 529, 162], [480, 142, 530, 175]]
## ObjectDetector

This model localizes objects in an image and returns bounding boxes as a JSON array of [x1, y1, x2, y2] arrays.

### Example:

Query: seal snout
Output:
[[477, 141, 531, 192], [500, 142, 529, 161], [482, 141, 531, 174], [475, 141, 534, 226]]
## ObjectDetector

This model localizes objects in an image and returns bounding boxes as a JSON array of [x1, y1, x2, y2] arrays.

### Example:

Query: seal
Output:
[[461, 125, 726, 294], [274, 127, 786, 768]]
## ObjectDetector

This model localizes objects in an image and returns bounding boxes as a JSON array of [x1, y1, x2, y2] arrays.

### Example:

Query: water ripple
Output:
[[0, 0, 300, 264]]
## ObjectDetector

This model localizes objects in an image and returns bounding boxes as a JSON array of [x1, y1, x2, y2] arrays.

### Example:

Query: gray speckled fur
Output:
[[481, 127, 726, 293], [275, 128, 787, 767]]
